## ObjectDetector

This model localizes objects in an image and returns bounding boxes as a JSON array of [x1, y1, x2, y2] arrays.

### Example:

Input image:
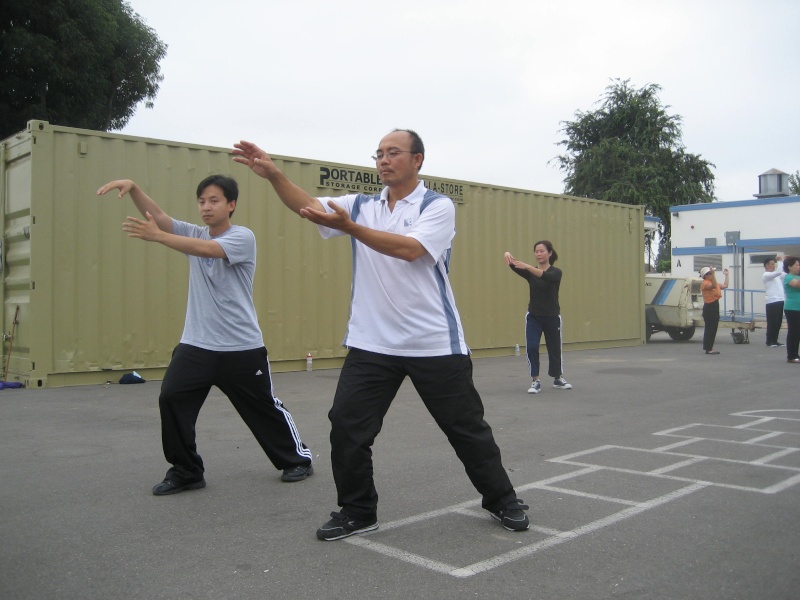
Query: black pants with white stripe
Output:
[[329, 348, 518, 521], [525, 313, 564, 379], [159, 343, 311, 483]]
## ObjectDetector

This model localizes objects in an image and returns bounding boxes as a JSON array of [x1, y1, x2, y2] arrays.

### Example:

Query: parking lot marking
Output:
[[744, 431, 785, 443], [346, 536, 458, 575], [455, 507, 565, 536], [449, 483, 709, 578], [751, 447, 798, 464], [653, 437, 703, 451], [648, 456, 706, 474], [762, 472, 800, 494], [342, 410, 800, 578], [732, 416, 776, 428], [527, 483, 639, 506]]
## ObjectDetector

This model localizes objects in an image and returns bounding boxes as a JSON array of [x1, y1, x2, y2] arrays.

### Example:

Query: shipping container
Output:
[[0, 121, 644, 387]]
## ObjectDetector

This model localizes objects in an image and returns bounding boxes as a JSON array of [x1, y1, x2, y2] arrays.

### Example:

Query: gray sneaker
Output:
[[527, 380, 541, 394], [553, 378, 573, 390]]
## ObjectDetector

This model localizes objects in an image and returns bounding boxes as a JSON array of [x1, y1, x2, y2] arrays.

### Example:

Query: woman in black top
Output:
[[504, 240, 572, 394]]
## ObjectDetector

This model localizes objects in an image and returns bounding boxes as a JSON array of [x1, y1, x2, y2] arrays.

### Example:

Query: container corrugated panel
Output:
[[451, 184, 643, 352], [0, 121, 643, 388], [1, 133, 35, 384]]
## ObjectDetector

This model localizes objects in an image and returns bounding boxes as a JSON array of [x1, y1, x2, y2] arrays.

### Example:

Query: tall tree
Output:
[[0, 0, 167, 139], [789, 170, 800, 196], [554, 79, 715, 255]]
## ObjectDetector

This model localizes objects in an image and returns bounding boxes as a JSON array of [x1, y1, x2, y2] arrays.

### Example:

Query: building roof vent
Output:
[[754, 168, 790, 199]]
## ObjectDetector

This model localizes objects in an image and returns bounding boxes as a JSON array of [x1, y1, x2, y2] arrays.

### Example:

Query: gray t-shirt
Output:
[[172, 219, 264, 351]]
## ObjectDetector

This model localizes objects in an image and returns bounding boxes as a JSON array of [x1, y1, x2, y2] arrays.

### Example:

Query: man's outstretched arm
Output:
[[232, 141, 325, 215], [98, 180, 225, 258], [97, 179, 174, 233], [121, 213, 227, 258]]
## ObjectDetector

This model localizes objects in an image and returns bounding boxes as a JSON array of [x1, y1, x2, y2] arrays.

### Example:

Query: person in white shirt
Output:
[[763, 253, 786, 347], [233, 130, 529, 540]]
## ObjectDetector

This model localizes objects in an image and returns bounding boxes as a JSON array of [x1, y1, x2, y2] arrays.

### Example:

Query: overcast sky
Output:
[[121, 0, 798, 203]]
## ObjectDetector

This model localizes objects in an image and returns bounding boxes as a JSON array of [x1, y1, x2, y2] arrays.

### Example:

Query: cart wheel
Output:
[[731, 329, 749, 344]]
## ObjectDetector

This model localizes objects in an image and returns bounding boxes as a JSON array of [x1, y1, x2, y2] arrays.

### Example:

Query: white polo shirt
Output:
[[316, 181, 469, 357]]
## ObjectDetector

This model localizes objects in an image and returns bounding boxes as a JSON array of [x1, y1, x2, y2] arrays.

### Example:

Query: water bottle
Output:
[[306, 353, 313, 372], [515, 344, 520, 356]]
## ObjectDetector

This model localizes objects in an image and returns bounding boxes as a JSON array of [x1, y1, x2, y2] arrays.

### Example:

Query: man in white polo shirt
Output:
[[233, 130, 529, 540]]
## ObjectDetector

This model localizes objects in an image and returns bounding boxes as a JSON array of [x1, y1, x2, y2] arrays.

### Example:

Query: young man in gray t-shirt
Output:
[[97, 175, 313, 494]]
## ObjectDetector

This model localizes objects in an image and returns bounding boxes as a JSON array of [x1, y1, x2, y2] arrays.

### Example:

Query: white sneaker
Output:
[[553, 378, 572, 390], [527, 380, 541, 394]]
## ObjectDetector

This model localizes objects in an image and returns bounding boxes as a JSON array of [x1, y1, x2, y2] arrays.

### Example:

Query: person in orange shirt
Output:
[[700, 266, 729, 354]]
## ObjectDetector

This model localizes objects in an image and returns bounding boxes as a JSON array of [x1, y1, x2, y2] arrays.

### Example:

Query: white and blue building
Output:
[[668, 169, 800, 319]]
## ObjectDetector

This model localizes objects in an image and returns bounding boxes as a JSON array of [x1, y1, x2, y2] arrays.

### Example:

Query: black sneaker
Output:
[[281, 464, 314, 482], [490, 499, 530, 531], [152, 478, 206, 496], [316, 511, 378, 541]]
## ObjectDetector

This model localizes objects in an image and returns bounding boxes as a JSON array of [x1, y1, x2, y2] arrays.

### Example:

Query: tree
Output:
[[554, 79, 715, 254], [0, 0, 167, 139], [789, 170, 800, 196]]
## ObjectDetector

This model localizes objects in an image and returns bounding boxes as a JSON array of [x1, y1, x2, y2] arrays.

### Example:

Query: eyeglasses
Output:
[[371, 150, 417, 162]]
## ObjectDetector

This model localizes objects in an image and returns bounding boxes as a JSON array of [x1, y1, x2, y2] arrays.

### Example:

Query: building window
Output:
[[694, 256, 722, 273], [751, 253, 778, 265]]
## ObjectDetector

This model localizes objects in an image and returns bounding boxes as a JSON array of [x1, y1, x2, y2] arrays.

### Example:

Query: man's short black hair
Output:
[[197, 175, 238, 216], [197, 175, 239, 202]]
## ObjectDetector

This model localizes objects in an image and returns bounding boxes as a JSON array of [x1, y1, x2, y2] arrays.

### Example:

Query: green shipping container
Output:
[[0, 121, 644, 388]]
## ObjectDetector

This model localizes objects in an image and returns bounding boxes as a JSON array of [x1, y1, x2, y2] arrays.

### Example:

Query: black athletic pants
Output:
[[765, 301, 784, 346], [159, 343, 311, 483], [328, 348, 517, 521]]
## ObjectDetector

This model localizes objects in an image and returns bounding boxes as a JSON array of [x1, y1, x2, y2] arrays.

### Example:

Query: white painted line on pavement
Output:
[[516, 466, 598, 490], [744, 431, 785, 443], [546, 446, 616, 462], [340, 409, 800, 579], [653, 424, 702, 436], [648, 456, 706, 474], [345, 536, 458, 575], [653, 438, 703, 451], [732, 416, 776, 428], [732, 409, 800, 420], [532, 485, 638, 506], [762, 471, 800, 494], [449, 483, 710, 578], [375, 498, 486, 532], [750, 448, 799, 465]]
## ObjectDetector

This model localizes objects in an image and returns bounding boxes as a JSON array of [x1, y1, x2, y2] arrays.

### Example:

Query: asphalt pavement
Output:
[[1, 328, 799, 600]]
